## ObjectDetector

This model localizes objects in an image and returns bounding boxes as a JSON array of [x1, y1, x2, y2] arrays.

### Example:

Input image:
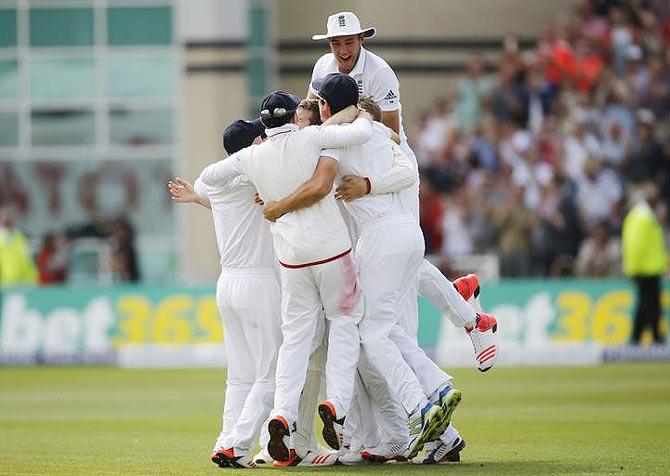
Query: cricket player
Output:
[[308, 11, 498, 464], [169, 118, 280, 469], [263, 74, 457, 461], [171, 111, 347, 468], [197, 90, 385, 466]]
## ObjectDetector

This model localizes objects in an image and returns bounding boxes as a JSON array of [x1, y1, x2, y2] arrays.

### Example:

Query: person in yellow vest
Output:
[[0, 208, 38, 287], [622, 183, 668, 344]]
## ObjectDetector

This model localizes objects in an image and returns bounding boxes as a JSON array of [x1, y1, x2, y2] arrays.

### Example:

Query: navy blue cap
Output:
[[259, 91, 301, 128], [222, 118, 264, 155], [312, 73, 359, 114]]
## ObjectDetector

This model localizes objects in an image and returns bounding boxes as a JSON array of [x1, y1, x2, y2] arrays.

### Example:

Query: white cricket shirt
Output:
[[198, 118, 373, 267], [193, 174, 275, 270], [310, 47, 420, 220], [324, 122, 418, 229]]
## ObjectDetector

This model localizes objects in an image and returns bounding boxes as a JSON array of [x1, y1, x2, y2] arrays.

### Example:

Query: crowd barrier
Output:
[[1, 279, 668, 367]]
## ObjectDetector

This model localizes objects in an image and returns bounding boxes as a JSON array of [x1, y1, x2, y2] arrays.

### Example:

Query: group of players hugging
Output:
[[168, 12, 498, 469]]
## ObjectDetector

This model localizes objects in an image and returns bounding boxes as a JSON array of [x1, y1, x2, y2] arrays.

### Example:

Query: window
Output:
[[31, 109, 95, 146], [107, 7, 172, 46], [30, 57, 96, 100], [109, 108, 172, 146], [30, 9, 94, 47], [0, 59, 18, 98], [0, 9, 16, 47], [0, 111, 18, 146], [108, 54, 174, 98]]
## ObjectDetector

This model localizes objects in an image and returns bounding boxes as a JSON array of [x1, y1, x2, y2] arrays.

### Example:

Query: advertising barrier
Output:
[[1, 280, 668, 367]]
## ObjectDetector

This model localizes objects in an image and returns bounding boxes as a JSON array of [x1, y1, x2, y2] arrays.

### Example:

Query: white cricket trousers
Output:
[[215, 267, 282, 453], [272, 251, 363, 424], [417, 259, 477, 328], [357, 215, 427, 415]]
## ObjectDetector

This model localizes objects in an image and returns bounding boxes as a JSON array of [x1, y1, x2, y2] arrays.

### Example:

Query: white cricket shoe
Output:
[[406, 402, 443, 459], [468, 313, 498, 372], [412, 426, 466, 464], [211, 447, 257, 469], [338, 447, 366, 465], [361, 440, 408, 463], [251, 449, 273, 465]]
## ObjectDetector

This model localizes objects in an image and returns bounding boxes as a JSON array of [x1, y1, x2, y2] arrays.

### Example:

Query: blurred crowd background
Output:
[[0, 0, 668, 287], [410, 0, 670, 279]]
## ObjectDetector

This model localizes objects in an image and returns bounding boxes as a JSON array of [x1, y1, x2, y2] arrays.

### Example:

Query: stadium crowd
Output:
[[410, 0, 670, 278]]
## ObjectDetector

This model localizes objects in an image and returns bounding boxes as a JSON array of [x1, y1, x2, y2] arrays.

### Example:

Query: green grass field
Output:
[[1, 364, 669, 475]]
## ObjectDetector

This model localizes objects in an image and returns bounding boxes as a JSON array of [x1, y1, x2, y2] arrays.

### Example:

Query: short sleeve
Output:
[[369, 67, 401, 112]]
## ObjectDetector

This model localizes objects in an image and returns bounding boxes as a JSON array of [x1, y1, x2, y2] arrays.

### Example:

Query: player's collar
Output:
[[348, 47, 367, 77], [265, 123, 298, 137]]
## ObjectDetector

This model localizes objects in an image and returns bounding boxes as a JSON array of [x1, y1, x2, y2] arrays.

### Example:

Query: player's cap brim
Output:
[[312, 27, 376, 40]]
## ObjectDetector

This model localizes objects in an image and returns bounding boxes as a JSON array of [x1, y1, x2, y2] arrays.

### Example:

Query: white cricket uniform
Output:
[[324, 124, 429, 417], [194, 174, 281, 454], [310, 47, 477, 332], [199, 118, 372, 425]]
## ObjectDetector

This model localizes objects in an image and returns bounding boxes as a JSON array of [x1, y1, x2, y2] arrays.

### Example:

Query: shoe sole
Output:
[[212, 451, 256, 469], [268, 418, 290, 462], [211, 453, 230, 468], [406, 406, 444, 460], [318, 403, 341, 450], [439, 389, 462, 434], [442, 438, 466, 463], [361, 452, 406, 463]]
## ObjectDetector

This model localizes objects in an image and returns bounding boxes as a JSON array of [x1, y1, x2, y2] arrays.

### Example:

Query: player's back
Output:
[[242, 124, 351, 266], [195, 175, 275, 270], [328, 123, 404, 228]]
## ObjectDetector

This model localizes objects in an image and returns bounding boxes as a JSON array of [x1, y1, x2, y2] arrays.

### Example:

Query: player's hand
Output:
[[168, 177, 197, 203], [253, 193, 265, 206], [335, 175, 368, 201], [263, 201, 283, 222]]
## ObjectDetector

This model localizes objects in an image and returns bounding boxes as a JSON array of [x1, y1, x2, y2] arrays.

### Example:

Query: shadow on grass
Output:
[[218, 459, 600, 475]]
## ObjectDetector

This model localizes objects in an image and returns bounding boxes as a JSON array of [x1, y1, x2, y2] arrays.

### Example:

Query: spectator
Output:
[[575, 220, 621, 276], [494, 185, 533, 276], [622, 183, 668, 344], [455, 55, 493, 133], [36, 232, 69, 285], [110, 217, 140, 283], [576, 159, 622, 231], [626, 109, 663, 182], [0, 207, 38, 287]]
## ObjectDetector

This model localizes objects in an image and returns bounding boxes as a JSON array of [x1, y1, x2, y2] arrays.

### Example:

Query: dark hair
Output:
[[260, 110, 295, 129]]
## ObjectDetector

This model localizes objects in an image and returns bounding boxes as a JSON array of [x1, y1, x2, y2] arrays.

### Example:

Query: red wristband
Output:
[[364, 177, 371, 194]]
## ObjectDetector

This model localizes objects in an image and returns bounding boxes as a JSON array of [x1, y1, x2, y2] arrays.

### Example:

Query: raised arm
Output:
[[335, 142, 417, 201], [199, 152, 245, 188], [168, 177, 211, 209], [318, 114, 373, 149], [263, 156, 338, 222]]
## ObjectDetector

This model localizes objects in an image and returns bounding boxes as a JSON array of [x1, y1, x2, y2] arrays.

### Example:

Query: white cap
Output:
[[312, 12, 376, 40]]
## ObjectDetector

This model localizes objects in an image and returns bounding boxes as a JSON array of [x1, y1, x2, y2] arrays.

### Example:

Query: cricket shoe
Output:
[[412, 434, 466, 464], [273, 449, 338, 467], [454, 273, 482, 312], [267, 416, 292, 462], [468, 313, 498, 372], [211, 447, 257, 469], [406, 402, 444, 460], [361, 440, 408, 463], [251, 449, 273, 465], [337, 447, 366, 465], [431, 385, 462, 433], [318, 401, 345, 450]]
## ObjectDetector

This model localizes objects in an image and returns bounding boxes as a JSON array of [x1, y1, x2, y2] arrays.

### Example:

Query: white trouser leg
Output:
[[272, 266, 323, 424], [225, 271, 283, 452], [345, 370, 382, 449], [357, 218, 427, 414], [294, 343, 326, 456], [389, 322, 451, 398], [418, 260, 477, 328], [357, 354, 408, 444], [313, 253, 363, 419]]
